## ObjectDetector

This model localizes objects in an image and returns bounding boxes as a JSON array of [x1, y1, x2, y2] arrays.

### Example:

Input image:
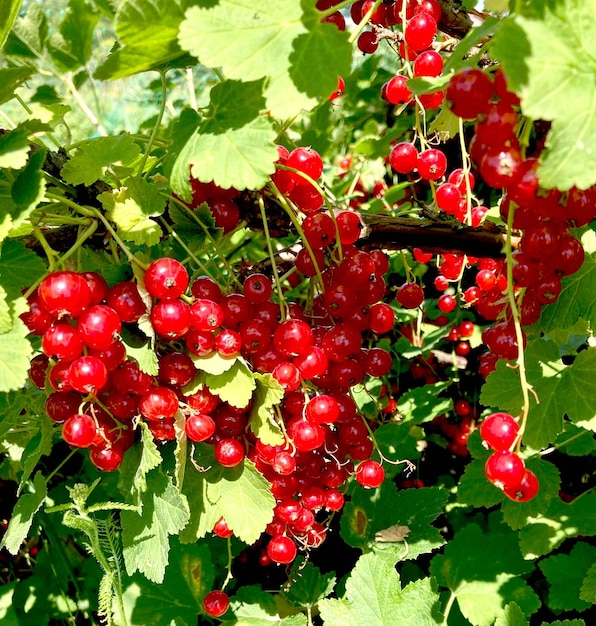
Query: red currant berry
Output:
[[355, 460, 385, 488], [503, 468, 539, 502], [480, 412, 520, 451], [145, 258, 189, 300], [215, 438, 245, 467], [185, 413, 216, 442], [38, 271, 92, 319], [62, 413, 97, 448], [202, 590, 229, 618], [485, 450, 525, 490], [267, 535, 297, 564]]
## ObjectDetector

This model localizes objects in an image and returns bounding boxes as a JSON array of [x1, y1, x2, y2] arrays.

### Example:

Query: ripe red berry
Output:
[[417, 148, 447, 180], [503, 468, 539, 502], [185, 413, 216, 442], [404, 12, 437, 51], [68, 356, 108, 394], [485, 450, 525, 491], [389, 142, 418, 174], [480, 412, 519, 451], [77, 305, 122, 350], [38, 271, 92, 319], [202, 590, 229, 618], [62, 413, 97, 448], [355, 460, 385, 488], [267, 535, 297, 564], [397, 282, 424, 309], [446, 68, 494, 119], [215, 438, 245, 467], [145, 258, 189, 300]]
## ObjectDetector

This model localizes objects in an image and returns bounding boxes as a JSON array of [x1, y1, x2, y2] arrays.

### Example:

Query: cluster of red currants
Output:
[[446, 66, 592, 362], [25, 224, 396, 566], [480, 412, 538, 502]]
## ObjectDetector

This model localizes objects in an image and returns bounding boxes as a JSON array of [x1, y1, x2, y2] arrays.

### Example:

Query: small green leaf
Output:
[[580, 562, 596, 604], [318, 550, 441, 626], [118, 422, 162, 505], [19, 417, 54, 493], [0, 0, 24, 52], [0, 127, 33, 169], [249, 373, 284, 446], [0, 67, 33, 105], [217, 460, 275, 545], [100, 178, 166, 247], [397, 381, 452, 425], [0, 318, 34, 393], [190, 351, 237, 376], [458, 457, 504, 509], [94, 0, 190, 80], [540, 542, 596, 612], [430, 524, 538, 626], [61, 134, 141, 185], [124, 340, 159, 376], [204, 358, 256, 409], [121, 469, 190, 583], [48, 0, 100, 71], [494, 602, 529, 626], [0, 239, 46, 301], [11, 148, 46, 210], [283, 561, 335, 608], [173, 80, 278, 194], [0, 472, 47, 555]]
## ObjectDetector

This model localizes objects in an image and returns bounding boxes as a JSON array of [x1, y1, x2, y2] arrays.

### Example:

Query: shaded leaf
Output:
[[249, 373, 284, 446]]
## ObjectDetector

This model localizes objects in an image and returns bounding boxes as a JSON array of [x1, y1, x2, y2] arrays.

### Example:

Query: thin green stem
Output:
[[32, 225, 59, 270], [167, 196, 242, 289], [221, 537, 234, 591], [458, 116, 473, 224], [268, 183, 325, 293], [185, 67, 198, 111], [504, 201, 532, 448], [137, 70, 168, 179], [158, 216, 214, 278], [317, 0, 353, 19], [349, 0, 383, 43], [441, 591, 457, 626], [45, 449, 77, 483], [258, 195, 288, 320]]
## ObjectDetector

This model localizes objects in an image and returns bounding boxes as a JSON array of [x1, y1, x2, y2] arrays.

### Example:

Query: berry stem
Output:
[[258, 195, 288, 320], [317, 0, 354, 19], [457, 116, 474, 224], [504, 198, 532, 448], [137, 70, 167, 179], [349, 0, 384, 44], [221, 536, 234, 591]]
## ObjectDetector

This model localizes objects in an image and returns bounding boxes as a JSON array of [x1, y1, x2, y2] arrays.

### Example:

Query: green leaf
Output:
[[0, 67, 32, 106], [0, 472, 47, 554], [539, 542, 596, 611], [163, 108, 201, 180], [0, 318, 34, 393], [501, 458, 561, 530], [519, 493, 596, 559], [48, 0, 100, 71], [580, 562, 596, 604], [283, 560, 335, 608], [100, 178, 166, 246], [0, 127, 34, 170], [373, 423, 420, 479], [118, 422, 162, 505], [0, 0, 23, 52], [94, 0, 190, 80], [174, 79, 279, 195], [124, 340, 159, 375], [204, 358, 256, 409], [480, 337, 596, 448], [190, 351, 237, 376], [222, 585, 307, 625], [0, 581, 19, 626], [19, 417, 54, 493], [122, 539, 210, 626], [397, 381, 452, 425], [553, 422, 596, 456], [458, 458, 504, 509], [181, 456, 274, 546], [430, 524, 538, 626], [121, 469, 190, 583], [3, 2, 47, 57], [248, 373, 284, 446], [318, 550, 441, 626], [61, 134, 141, 185], [491, 1, 596, 190], [0, 239, 46, 301], [168, 201, 217, 256], [178, 1, 352, 119], [217, 460, 275, 545], [341, 483, 448, 560], [11, 148, 46, 210], [494, 603, 529, 626]]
